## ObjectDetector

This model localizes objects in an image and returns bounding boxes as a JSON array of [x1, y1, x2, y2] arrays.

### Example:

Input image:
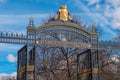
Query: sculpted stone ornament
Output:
[[51, 5, 77, 23], [59, 5, 69, 21]]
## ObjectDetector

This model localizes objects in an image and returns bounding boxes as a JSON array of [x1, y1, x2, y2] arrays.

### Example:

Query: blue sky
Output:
[[0, 0, 120, 78]]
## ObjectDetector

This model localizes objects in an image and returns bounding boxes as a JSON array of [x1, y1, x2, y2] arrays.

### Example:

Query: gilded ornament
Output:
[[59, 5, 69, 21]]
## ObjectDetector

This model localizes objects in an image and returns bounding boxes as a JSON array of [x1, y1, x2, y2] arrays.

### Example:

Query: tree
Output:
[[35, 45, 79, 80], [99, 50, 120, 80]]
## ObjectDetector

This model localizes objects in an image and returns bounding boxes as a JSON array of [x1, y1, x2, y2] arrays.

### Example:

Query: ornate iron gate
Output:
[[0, 5, 119, 80], [77, 49, 100, 80]]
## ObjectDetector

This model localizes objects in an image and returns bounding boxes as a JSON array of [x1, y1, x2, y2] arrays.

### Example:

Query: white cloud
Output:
[[111, 19, 120, 29], [72, 0, 117, 36], [7, 54, 17, 63], [104, 5, 113, 17], [104, 6, 120, 29], [111, 7, 120, 19], [106, 0, 120, 8], [0, 72, 16, 80], [73, 0, 90, 12], [88, 0, 100, 5], [0, 0, 6, 3], [0, 14, 49, 25], [95, 4, 100, 9]]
